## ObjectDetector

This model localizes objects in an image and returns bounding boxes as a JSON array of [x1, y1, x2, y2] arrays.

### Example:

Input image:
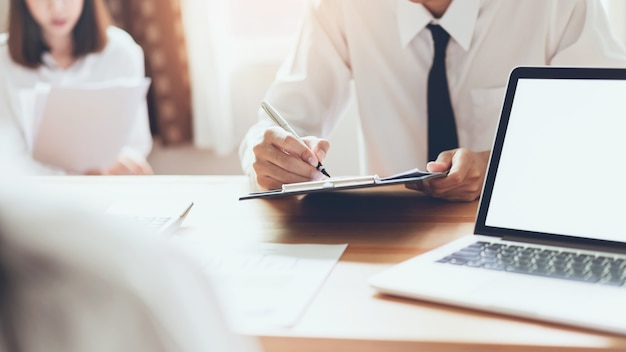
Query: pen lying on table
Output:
[[261, 100, 331, 178]]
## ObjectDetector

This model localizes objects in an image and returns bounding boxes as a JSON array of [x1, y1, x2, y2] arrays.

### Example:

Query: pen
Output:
[[261, 100, 331, 178]]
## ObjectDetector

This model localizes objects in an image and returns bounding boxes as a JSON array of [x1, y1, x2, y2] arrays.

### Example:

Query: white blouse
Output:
[[240, 0, 626, 179], [0, 26, 152, 175]]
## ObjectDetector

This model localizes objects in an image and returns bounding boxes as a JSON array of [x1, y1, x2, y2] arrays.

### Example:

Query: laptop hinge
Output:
[[500, 235, 626, 256]]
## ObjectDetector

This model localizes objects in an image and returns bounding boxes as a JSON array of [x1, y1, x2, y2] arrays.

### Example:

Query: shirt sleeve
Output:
[[239, 0, 353, 182], [0, 61, 66, 176], [114, 31, 153, 163], [550, 0, 626, 67]]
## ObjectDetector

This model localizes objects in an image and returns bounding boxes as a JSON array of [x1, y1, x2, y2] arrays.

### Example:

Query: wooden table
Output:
[[32, 176, 626, 352]]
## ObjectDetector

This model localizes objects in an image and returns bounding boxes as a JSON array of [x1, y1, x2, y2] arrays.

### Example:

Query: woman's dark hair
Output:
[[8, 0, 111, 68]]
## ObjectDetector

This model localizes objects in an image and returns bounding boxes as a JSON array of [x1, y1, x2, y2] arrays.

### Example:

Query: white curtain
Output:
[[180, 0, 235, 155], [180, 0, 309, 156]]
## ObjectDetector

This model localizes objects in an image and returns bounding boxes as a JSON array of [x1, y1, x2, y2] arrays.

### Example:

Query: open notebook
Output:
[[369, 67, 626, 335]]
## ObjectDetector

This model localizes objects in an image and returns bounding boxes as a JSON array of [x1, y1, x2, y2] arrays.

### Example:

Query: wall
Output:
[[0, 0, 7, 32]]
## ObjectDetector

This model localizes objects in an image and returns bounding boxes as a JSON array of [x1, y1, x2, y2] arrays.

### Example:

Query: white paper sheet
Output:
[[30, 78, 150, 173], [171, 240, 347, 330], [104, 199, 194, 234]]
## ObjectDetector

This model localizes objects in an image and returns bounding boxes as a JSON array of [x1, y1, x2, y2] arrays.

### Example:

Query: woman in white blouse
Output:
[[0, 0, 153, 175]]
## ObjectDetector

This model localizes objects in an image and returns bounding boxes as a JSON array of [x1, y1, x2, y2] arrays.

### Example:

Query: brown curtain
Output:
[[105, 0, 192, 145]]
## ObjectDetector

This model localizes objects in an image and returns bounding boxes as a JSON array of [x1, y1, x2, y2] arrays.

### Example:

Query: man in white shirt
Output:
[[239, 0, 626, 201]]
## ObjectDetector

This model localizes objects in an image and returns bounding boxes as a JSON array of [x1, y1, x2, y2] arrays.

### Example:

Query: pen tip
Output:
[[315, 162, 331, 178]]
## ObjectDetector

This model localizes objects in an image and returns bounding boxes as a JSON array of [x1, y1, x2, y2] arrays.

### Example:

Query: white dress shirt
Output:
[[0, 26, 152, 175], [240, 0, 626, 180]]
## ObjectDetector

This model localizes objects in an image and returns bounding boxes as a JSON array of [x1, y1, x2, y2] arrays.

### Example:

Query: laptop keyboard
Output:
[[437, 241, 626, 287]]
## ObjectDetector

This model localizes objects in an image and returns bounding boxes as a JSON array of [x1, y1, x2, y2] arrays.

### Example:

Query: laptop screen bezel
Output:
[[474, 66, 626, 252]]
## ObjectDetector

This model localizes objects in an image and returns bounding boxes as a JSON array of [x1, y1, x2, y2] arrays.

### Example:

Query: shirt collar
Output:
[[41, 52, 60, 70], [41, 51, 86, 73], [397, 0, 480, 51]]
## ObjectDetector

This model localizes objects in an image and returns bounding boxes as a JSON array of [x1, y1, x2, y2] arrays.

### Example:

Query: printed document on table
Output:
[[105, 198, 194, 235], [29, 78, 150, 173], [171, 239, 348, 331]]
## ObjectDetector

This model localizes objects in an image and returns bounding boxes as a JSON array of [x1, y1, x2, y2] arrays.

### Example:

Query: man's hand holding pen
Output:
[[252, 126, 331, 190], [252, 101, 332, 190]]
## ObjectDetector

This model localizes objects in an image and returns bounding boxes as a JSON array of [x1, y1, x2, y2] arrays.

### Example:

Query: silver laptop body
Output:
[[369, 66, 626, 335]]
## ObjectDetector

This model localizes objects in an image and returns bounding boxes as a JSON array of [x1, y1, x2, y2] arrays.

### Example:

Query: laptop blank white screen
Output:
[[485, 78, 626, 242]]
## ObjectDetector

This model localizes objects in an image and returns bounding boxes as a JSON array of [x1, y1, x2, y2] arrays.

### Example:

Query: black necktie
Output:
[[427, 24, 458, 162]]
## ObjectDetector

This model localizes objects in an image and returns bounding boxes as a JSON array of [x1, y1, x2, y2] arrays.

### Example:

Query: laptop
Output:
[[369, 66, 626, 336]]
